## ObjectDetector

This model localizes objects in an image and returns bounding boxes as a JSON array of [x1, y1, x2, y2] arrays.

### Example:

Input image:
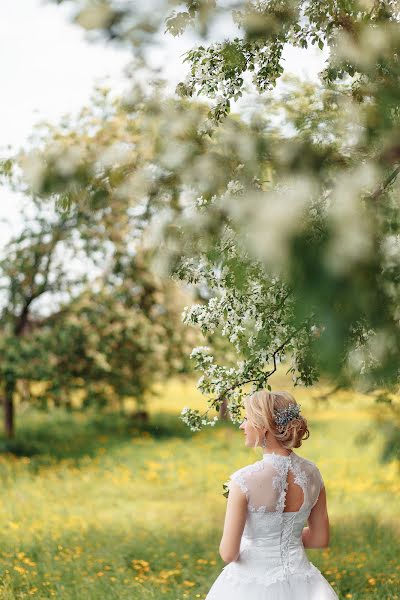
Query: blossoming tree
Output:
[[7, 1, 400, 442]]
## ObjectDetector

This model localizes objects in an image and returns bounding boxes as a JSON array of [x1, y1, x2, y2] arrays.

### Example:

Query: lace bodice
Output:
[[228, 451, 324, 515], [220, 452, 326, 588]]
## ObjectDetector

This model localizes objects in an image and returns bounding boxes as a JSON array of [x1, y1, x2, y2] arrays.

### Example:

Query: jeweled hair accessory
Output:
[[274, 402, 301, 431]]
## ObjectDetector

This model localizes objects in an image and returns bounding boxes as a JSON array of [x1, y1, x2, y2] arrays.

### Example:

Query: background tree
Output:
[[0, 165, 198, 438], [43, 249, 197, 416], [0, 196, 99, 439], [9, 2, 400, 448]]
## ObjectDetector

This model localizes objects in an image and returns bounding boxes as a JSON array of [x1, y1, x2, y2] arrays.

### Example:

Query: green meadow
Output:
[[0, 376, 399, 599]]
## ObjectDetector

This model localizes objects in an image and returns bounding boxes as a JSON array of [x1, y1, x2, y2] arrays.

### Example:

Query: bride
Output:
[[205, 390, 339, 600]]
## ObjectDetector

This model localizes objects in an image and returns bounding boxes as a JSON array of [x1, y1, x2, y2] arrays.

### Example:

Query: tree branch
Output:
[[369, 164, 400, 202], [266, 319, 312, 379], [202, 318, 313, 418]]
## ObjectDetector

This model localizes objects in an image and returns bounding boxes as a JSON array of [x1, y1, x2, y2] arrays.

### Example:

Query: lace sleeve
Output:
[[308, 463, 325, 510], [317, 466, 325, 491], [228, 467, 249, 501]]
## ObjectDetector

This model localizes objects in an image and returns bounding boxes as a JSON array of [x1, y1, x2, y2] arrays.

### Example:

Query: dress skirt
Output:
[[205, 564, 340, 600]]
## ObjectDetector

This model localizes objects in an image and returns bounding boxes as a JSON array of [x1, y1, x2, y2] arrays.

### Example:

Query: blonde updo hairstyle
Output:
[[244, 390, 309, 449]]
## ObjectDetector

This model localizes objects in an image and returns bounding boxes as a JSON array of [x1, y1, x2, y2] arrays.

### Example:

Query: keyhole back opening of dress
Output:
[[283, 468, 304, 512]]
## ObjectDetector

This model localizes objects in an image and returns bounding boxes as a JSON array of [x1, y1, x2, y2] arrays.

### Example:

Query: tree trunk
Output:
[[219, 397, 228, 421], [4, 379, 15, 439]]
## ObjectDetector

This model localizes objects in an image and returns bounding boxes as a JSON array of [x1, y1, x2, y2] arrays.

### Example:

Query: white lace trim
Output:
[[269, 454, 289, 513], [228, 460, 265, 502]]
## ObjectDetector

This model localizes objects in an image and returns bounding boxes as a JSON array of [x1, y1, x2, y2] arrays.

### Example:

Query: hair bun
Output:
[[244, 389, 310, 450], [279, 415, 309, 448]]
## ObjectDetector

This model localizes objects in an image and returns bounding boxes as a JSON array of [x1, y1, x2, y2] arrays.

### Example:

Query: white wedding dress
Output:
[[205, 452, 339, 600]]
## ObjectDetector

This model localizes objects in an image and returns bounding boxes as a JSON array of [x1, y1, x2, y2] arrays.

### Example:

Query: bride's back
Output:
[[218, 451, 328, 589], [229, 451, 323, 517]]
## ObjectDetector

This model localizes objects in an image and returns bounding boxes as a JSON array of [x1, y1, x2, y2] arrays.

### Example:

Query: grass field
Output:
[[0, 375, 399, 599]]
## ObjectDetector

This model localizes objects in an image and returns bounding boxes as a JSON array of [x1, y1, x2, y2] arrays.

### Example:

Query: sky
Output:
[[0, 0, 328, 245]]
